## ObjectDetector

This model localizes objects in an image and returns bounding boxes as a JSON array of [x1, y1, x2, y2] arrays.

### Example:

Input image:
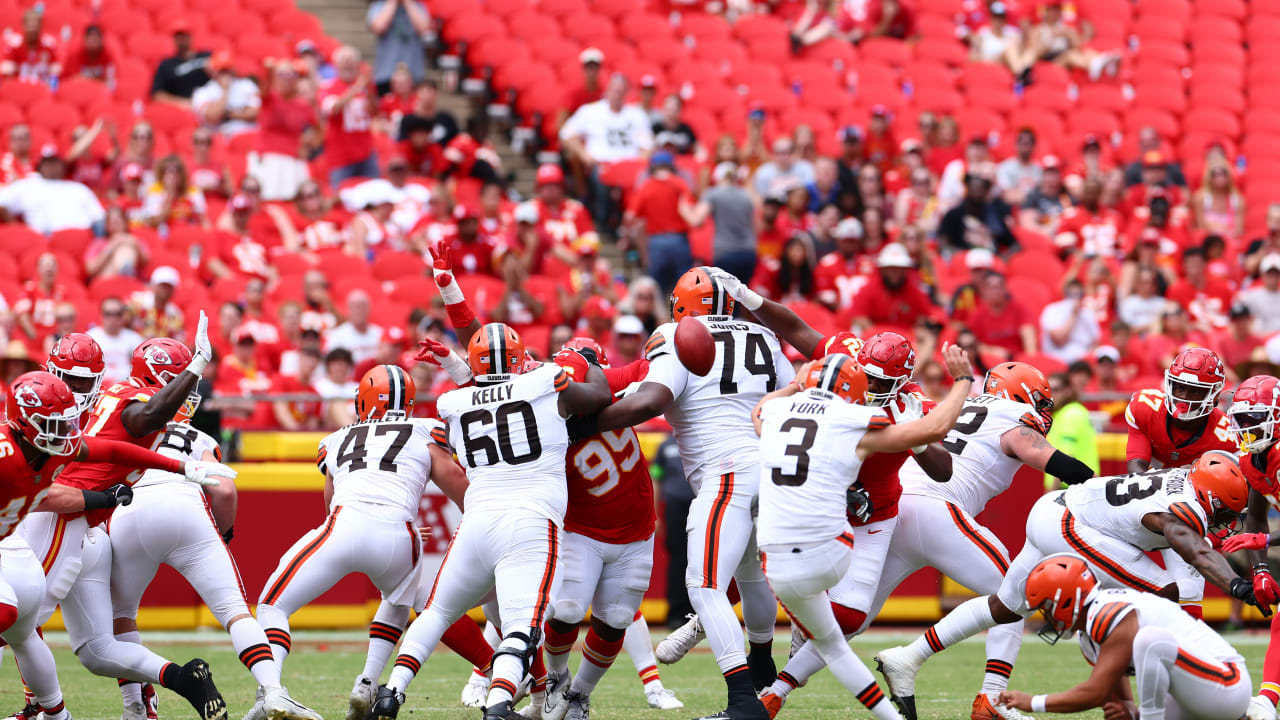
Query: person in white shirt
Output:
[[324, 289, 383, 363], [752, 137, 815, 199], [86, 297, 144, 385], [0, 145, 105, 234], [1239, 253, 1280, 335], [192, 51, 261, 137], [312, 347, 359, 428], [560, 73, 654, 227], [1040, 280, 1101, 365]]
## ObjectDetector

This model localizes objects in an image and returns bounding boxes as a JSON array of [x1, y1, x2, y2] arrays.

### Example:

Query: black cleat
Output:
[[365, 685, 404, 720], [691, 696, 771, 720], [746, 645, 777, 692], [481, 701, 521, 720], [173, 659, 226, 720]]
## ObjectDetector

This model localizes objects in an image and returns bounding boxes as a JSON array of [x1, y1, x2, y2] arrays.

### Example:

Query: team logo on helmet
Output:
[[13, 385, 41, 408], [144, 345, 174, 366]]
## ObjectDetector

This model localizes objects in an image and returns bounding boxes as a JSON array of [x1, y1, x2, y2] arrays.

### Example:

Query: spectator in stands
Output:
[[636, 75, 661, 125], [66, 119, 116, 193], [1123, 127, 1186, 187], [1167, 246, 1232, 331], [115, 163, 145, 221], [651, 95, 697, 157], [617, 276, 667, 334], [624, 151, 695, 295], [492, 253, 546, 328], [753, 137, 815, 200], [1054, 177, 1122, 258], [1, 9, 61, 84], [399, 77, 458, 147], [63, 25, 114, 83], [141, 155, 208, 229], [445, 204, 499, 276], [1244, 204, 1280, 279], [272, 345, 322, 431], [835, 125, 864, 190], [1019, 155, 1068, 234], [853, 0, 917, 42], [949, 247, 996, 324], [501, 202, 550, 275], [563, 48, 605, 120], [1216, 303, 1262, 375], [1040, 278, 1101, 364], [863, 107, 896, 174], [214, 176, 268, 233], [1203, 234, 1233, 284], [1089, 345, 1130, 395], [937, 163, 1015, 252], [0, 145, 105, 235], [560, 235, 619, 318], [845, 243, 940, 332], [346, 187, 402, 257], [895, 164, 937, 233], [968, 1, 1022, 69], [366, 0, 431, 94], [996, 128, 1040, 206], [215, 327, 274, 429], [110, 122, 156, 191], [937, 136, 989, 210], [1118, 261, 1168, 335], [295, 40, 334, 83], [577, 296, 617, 348], [1149, 304, 1209, 368], [1123, 152, 1185, 219], [250, 58, 316, 201], [86, 208, 149, 280], [326, 290, 382, 363], [813, 217, 867, 311], [752, 234, 817, 303], [193, 51, 261, 137], [301, 270, 338, 332], [966, 270, 1037, 358], [1016, 0, 1117, 80], [856, 163, 890, 218], [439, 118, 502, 185], [1239, 254, 1280, 334], [610, 315, 646, 367], [151, 20, 210, 106], [740, 107, 769, 172], [805, 157, 842, 213], [131, 266, 185, 341], [188, 128, 231, 199], [376, 63, 415, 139], [321, 46, 379, 187], [12, 253, 64, 341], [1191, 160, 1244, 240], [87, 297, 143, 384], [1, 124, 31, 184], [314, 347, 357, 428], [684, 162, 755, 283], [1045, 370, 1098, 483], [561, 73, 654, 228]]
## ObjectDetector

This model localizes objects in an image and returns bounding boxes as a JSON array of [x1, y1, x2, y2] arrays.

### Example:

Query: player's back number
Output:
[[336, 423, 413, 472], [460, 400, 542, 467]]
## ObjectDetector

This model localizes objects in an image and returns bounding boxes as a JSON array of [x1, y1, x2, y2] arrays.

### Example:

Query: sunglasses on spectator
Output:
[[56, 315, 76, 323], [132, 131, 152, 140], [102, 309, 123, 317], [194, 137, 212, 146]]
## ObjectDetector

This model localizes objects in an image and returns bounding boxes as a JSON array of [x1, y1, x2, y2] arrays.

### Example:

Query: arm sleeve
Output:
[[83, 437, 183, 473], [604, 359, 649, 394]]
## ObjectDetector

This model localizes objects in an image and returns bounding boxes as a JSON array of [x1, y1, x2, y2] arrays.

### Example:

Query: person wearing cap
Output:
[[1166, 246, 1233, 332], [969, 1, 1023, 69], [1039, 278, 1101, 365], [1019, 154, 1069, 234], [1239, 254, 1280, 335], [215, 324, 274, 429], [863, 105, 897, 173], [562, 47, 605, 120], [651, 95, 697, 157], [947, 247, 996, 324], [937, 161, 1017, 252], [344, 181, 404, 258], [109, 121, 157, 194], [366, 0, 431, 94], [1121, 150, 1186, 217], [995, 128, 1041, 206], [500, 201, 553, 275], [1214, 303, 1264, 376], [560, 73, 654, 227], [637, 74, 661, 124], [845, 242, 942, 331], [936, 134, 991, 210], [579, 295, 618, 347], [684, 160, 757, 283], [1053, 177, 1123, 258], [812, 216, 867, 310], [624, 150, 696, 295], [446, 203, 500, 277], [610, 314, 647, 366], [192, 50, 261, 136], [63, 24, 115, 83], [249, 57, 317, 201], [1123, 126, 1186, 188], [0, 142, 105, 235], [753, 136, 816, 199], [128, 265, 187, 342], [836, 125, 865, 190], [1, 8, 61, 83], [968, 271, 1037, 359], [320, 46, 379, 188], [150, 19, 211, 106]]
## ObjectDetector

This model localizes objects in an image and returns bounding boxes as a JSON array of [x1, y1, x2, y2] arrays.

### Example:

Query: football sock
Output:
[[770, 645, 826, 697], [748, 641, 778, 690], [229, 618, 279, 688], [543, 620, 579, 677], [573, 627, 625, 696], [530, 647, 548, 694], [623, 612, 662, 688], [688, 587, 748, 674], [981, 619, 1023, 694], [10, 635, 63, 713], [723, 664, 756, 703], [115, 630, 144, 706], [1262, 612, 1280, 708], [907, 596, 996, 661], [362, 603, 409, 682], [738, 576, 779, 645], [485, 635, 531, 707], [256, 604, 292, 666], [441, 617, 494, 671], [385, 608, 452, 693]]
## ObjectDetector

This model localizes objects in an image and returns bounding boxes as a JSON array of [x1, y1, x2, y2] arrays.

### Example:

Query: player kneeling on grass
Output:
[[999, 553, 1251, 720], [108, 390, 321, 720], [754, 346, 976, 720]]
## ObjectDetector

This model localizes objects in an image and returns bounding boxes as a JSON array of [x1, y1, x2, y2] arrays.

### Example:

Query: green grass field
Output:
[[1, 629, 1270, 719]]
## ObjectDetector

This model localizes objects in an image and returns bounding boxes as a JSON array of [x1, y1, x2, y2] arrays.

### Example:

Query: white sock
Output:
[[116, 630, 144, 705], [687, 587, 747, 673], [229, 618, 280, 688], [363, 603, 410, 682], [809, 632, 899, 720], [256, 603, 292, 667], [907, 596, 996, 661], [980, 619, 1024, 694], [770, 641, 828, 696]]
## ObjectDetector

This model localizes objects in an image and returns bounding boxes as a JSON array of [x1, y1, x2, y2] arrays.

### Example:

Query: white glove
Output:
[[888, 393, 928, 454], [184, 460, 237, 487], [703, 266, 763, 311], [186, 311, 213, 377]]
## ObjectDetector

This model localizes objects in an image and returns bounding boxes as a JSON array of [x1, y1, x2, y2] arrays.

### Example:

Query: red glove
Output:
[[1255, 565, 1280, 607], [430, 238, 454, 278], [417, 338, 473, 385], [1222, 532, 1269, 553]]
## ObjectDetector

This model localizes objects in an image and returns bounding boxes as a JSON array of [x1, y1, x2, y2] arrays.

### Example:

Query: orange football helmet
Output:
[[984, 362, 1054, 428], [800, 353, 869, 405], [1024, 553, 1097, 644], [355, 364, 416, 421], [670, 267, 734, 321], [467, 323, 527, 380], [174, 391, 203, 424], [1188, 450, 1249, 536]]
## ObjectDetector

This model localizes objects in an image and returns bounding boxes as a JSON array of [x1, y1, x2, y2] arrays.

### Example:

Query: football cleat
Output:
[[563, 693, 589, 720], [875, 647, 922, 720], [9, 703, 40, 720], [644, 685, 684, 710], [655, 614, 704, 664], [121, 703, 147, 720], [693, 698, 771, 720], [366, 685, 404, 720], [239, 687, 264, 720], [1249, 695, 1279, 720], [759, 690, 784, 719], [174, 659, 227, 720], [36, 712, 70, 720], [747, 645, 778, 691], [482, 701, 522, 720], [461, 672, 489, 708], [788, 625, 807, 659], [347, 677, 374, 720], [541, 671, 570, 720], [972, 693, 1033, 720], [516, 701, 543, 720], [142, 684, 159, 720], [263, 686, 321, 720]]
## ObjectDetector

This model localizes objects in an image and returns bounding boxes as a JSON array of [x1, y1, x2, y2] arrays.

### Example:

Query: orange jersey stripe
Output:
[[1061, 511, 1164, 593], [1175, 651, 1242, 685], [1089, 602, 1131, 644], [263, 508, 341, 605], [1168, 502, 1207, 538], [947, 503, 1009, 573], [702, 473, 735, 588]]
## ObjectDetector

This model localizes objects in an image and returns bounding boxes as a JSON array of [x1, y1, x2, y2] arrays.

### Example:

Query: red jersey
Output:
[[0, 425, 71, 540], [319, 78, 375, 167], [62, 43, 113, 81], [1124, 387, 1236, 467], [1241, 447, 1280, 510], [450, 236, 501, 276], [843, 273, 942, 329], [853, 382, 936, 525], [536, 199, 594, 249], [814, 251, 873, 309], [213, 231, 273, 279], [1054, 206, 1125, 258], [57, 381, 164, 525], [1, 33, 61, 83], [0, 150, 31, 184], [1166, 278, 1233, 330], [557, 354, 656, 544], [13, 282, 70, 341]]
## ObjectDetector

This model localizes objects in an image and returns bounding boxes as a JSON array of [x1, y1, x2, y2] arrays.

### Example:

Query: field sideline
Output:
[[1, 628, 1272, 719]]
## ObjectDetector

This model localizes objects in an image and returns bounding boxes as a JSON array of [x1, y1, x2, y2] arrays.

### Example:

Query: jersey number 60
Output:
[[460, 401, 543, 467]]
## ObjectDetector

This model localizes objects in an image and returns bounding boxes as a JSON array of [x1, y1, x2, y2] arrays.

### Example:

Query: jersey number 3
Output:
[[772, 418, 818, 487]]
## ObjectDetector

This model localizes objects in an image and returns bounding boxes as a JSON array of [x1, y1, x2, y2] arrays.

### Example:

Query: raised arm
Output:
[[857, 346, 974, 457], [1001, 425, 1094, 485], [704, 266, 824, 357], [121, 312, 214, 437], [429, 239, 482, 345]]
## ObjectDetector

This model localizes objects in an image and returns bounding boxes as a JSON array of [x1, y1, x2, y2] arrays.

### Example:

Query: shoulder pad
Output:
[[315, 443, 329, 475], [1086, 600, 1135, 645], [645, 326, 673, 361]]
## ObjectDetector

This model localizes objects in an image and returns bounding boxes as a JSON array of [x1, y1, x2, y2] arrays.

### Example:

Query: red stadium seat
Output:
[[388, 275, 435, 305], [618, 12, 672, 41], [1068, 108, 1120, 137], [914, 39, 967, 66], [1183, 108, 1240, 138], [960, 63, 1014, 93], [372, 251, 427, 282], [1021, 84, 1072, 112], [1006, 276, 1053, 315], [732, 13, 789, 43], [89, 276, 146, 304], [1135, 0, 1190, 22], [1189, 62, 1243, 89], [1135, 40, 1189, 68], [1192, 42, 1246, 67], [537, 0, 586, 18], [0, 81, 50, 108], [488, 0, 533, 16], [1245, 110, 1280, 136], [1196, 0, 1245, 19], [677, 13, 732, 41], [1132, 84, 1186, 114], [1189, 16, 1242, 45], [804, 38, 857, 69], [1076, 84, 1126, 112], [746, 35, 791, 65], [1188, 85, 1245, 115], [1027, 62, 1072, 89], [49, 229, 92, 258], [506, 11, 560, 41], [860, 38, 910, 66], [1124, 107, 1180, 138], [56, 77, 110, 110], [97, 7, 152, 36], [911, 85, 964, 114], [691, 39, 747, 66]]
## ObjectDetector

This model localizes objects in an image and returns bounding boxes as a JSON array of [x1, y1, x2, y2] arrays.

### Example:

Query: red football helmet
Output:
[[47, 332, 105, 415], [800, 353, 870, 405], [131, 338, 194, 388], [467, 323, 527, 380], [985, 362, 1054, 428], [6, 371, 82, 456], [1164, 347, 1225, 420], [1188, 450, 1249, 536], [818, 331, 864, 358], [670, 268, 734, 321], [857, 331, 916, 407], [1024, 554, 1097, 644], [563, 337, 609, 368], [1229, 375, 1280, 454]]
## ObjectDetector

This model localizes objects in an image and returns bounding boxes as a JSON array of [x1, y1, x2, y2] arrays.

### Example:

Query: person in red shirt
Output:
[[1053, 176, 1125, 259], [446, 203, 499, 276], [534, 164, 593, 260], [319, 46, 378, 188], [252, 58, 317, 201], [270, 344, 322, 431], [863, 106, 897, 174], [843, 243, 943, 333], [0, 123, 31, 185], [1122, 151, 1186, 217], [560, 47, 605, 122], [1167, 246, 1233, 331], [853, 0, 917, 41], [66, 119, 116, 193], [964, 270, 1037, 359], [1, 9, 61, 84], [207, 195, 275, 281], [215, 327, 276, 429], [751, 233, 819, 303], [62, 24, 114, 83], [815, 217, 872, 311], [1145, 304, 1210, 370], [624, 152, 696, 294], [13, 253, 68, 343], [1213, 303, 1262, 379], [376, 62, 416, 137]]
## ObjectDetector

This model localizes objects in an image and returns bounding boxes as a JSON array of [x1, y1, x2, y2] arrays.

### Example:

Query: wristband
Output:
[[434, 268, 465, 306], [445, 301, 476, 330], [1256, 563, 1272, 574], [185, 354, 209, 377], [1031, 695, 1047, 713], [740, 288, 764, 312], [82, 489, 117, 511], [952, 375, 975, 383], [441, 351, 474, 385]]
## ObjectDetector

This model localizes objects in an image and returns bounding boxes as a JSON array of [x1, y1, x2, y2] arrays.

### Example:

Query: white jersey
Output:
[[436, 363, 571, 524], [318, 416, 444, 522], [643, 315, 794, 493], [899, 394, 1041, 516], [756, 388, 889, 546], [1065, 467, 1209, 551], [1078, 588, 1242, 665], [133, 422, 221, 495]]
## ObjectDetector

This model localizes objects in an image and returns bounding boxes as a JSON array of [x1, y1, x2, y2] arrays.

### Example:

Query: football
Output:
[[675, 316, 715, 376]]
